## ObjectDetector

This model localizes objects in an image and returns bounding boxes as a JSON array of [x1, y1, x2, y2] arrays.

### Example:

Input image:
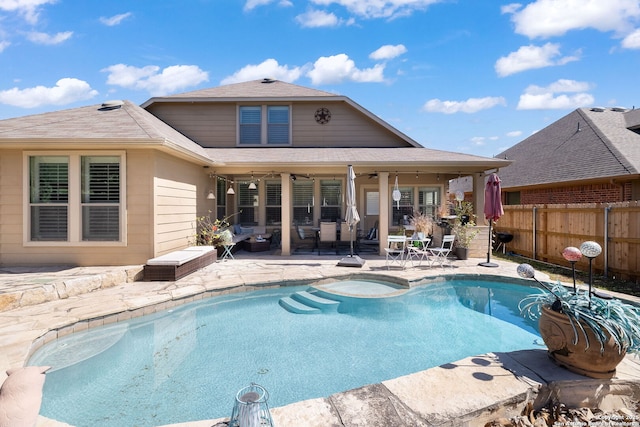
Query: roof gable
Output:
[[142, 79, 422, 148], [497, 107, 640, 189]]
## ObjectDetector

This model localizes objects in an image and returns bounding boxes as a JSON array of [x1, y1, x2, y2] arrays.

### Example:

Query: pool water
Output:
[[30, 279, 542, 427]]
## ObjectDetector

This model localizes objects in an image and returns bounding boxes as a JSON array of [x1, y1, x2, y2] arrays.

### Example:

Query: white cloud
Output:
[[500, 3, 522, 15], [26, 31, 73, 45], [622, 28, 640, 48], [221, 59, 304, 85], [505, 0, 640, 39], [103, 64, 209, 96], [470, 136, 487, 146], [307, 53, 385, 84], [369, 44, 407, 60], [99, 12, 132, 26], [506, 130, 523, 137], [0, 0, 56, 24], [495, 43, 579, 77], [244, 0, 292, 11], [0, 78, 98, 108], [295, 9, 341, 27], [310, 0, 442, 19], [422, 96, 506, 114], [517, 79, 594, 110], [0, 40, 10, 52]]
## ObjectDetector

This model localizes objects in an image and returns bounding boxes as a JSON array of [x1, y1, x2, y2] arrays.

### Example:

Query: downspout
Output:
[[604, 206, 611, 278]]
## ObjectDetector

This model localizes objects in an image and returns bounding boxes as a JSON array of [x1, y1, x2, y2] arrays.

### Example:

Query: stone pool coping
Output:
[[1, 253, 639, 426]]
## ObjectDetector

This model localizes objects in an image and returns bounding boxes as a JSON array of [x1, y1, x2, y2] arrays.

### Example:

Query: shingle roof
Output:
[[0, 100, 210, 160], [204, 147, 510, 173], [496, 107, 640, 189], [144, 78, 338, 102]]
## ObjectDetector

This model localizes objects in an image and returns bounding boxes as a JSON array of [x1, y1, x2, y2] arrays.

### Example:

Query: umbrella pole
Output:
[[478, 219, 499, 268]]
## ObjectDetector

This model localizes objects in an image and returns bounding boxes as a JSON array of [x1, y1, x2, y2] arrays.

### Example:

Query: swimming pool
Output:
[[29, 278, 542, 427]]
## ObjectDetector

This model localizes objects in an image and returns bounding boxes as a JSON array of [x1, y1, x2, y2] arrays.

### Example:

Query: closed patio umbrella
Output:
[[478, 173, 504, 268], [338, 165, 365, 267]]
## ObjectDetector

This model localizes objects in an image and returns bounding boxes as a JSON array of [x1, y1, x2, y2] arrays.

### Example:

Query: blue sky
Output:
[[1, 0, 639, 158]]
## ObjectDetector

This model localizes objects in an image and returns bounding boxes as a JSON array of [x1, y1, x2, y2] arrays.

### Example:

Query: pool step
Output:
[[292, 291, 340, 311], [279, 291, 341, 314], [278, 297, 321, 314]]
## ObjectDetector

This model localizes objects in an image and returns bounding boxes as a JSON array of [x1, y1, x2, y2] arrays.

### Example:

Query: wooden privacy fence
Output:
[[495, 201, 640, 282]]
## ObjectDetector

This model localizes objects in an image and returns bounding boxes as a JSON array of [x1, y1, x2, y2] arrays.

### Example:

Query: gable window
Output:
[[238, 105, 290, 145], [27, 153, 124, 244]]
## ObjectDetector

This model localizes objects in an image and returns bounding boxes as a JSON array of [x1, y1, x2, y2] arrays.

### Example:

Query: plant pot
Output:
[[539, 305, 627, 379], [455, 247, 469, 260]]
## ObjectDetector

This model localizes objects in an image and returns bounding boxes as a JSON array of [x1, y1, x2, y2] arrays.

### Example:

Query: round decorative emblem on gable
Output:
[[314, 107, 331, 124]]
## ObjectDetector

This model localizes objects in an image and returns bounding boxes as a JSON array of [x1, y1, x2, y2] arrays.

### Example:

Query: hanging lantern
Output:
[[392, 175, 401, 209]]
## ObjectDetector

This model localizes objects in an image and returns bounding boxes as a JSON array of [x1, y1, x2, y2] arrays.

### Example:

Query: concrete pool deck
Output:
[[1, 252, 639, 426]]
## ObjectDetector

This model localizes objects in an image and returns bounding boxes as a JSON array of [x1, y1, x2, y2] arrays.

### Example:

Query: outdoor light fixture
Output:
[[291, 174, 297, 181], [562, 246, 582, 293], [248, 173, 257, 190], [206, 174, 216, 200], [226, 180, 235, 195], [580, 240, 602, 307]]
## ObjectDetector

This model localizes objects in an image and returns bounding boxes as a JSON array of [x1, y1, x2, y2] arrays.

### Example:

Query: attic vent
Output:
[[99, 100, 124, 111], [611, 106, 627, 112], [261, 78, 276, 84], [590, 107, 605, 112]]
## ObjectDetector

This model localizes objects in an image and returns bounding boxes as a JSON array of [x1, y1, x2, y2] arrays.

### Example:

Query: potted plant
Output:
[[451, 201, 478, 260], [410, 211, 433, 240], [192, 211, 242, 256], [517, 263, 640, 378]]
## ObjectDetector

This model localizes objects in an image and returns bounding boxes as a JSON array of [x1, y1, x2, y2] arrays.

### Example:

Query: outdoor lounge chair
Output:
[[385, 235, 407, 269], [429, 234, 455, 268]]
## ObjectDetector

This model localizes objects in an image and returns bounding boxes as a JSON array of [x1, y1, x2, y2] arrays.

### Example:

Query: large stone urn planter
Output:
[[539, 305, 627, 379]]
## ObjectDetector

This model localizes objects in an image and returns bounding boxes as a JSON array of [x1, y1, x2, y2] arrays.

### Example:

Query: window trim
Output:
[[237, 104, 292, 146], [23, 151, 127, 246]]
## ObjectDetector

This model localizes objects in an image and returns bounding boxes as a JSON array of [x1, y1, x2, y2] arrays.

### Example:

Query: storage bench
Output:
[[144, 246, 216, 281]]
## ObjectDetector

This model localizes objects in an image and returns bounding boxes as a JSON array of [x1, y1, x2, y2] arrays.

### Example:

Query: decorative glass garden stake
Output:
[[562, 246, 582, 294], [579, 241, 602, 308], [229, 383, 274, 427]]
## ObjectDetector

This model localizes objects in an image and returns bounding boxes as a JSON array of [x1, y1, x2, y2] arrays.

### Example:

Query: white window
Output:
[[237, 182, 258, 225], [265, 180, 282, 225], [27, 153, 125, 244], [292, 180, 314, 225], [418, 187, 441, 219], [320, 179, 342, 222], [238, 105, 290, 145]]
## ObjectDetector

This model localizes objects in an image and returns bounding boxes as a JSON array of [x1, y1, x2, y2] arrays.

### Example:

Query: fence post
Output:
[[532, 206, 537, 260], [604, 205, 610, 278]]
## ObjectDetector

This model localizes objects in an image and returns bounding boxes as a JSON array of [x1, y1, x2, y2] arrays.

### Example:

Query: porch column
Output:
[[472, 173, 485, 224], [378, 171, 389, 255], [281, 172, 291, 256]]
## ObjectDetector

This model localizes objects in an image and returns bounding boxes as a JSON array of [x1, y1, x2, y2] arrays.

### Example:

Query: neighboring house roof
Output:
[[142, 78, 423, 148], [496, 107, 640, 190], [0, 100, 211, 163]]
